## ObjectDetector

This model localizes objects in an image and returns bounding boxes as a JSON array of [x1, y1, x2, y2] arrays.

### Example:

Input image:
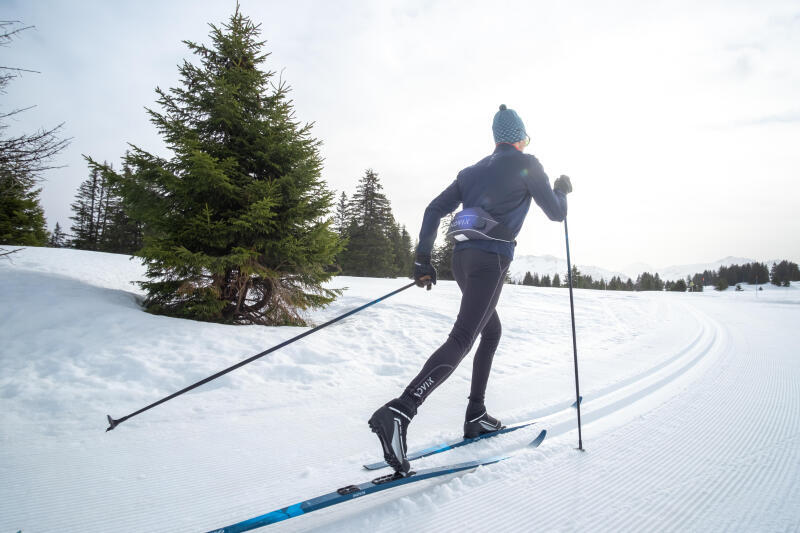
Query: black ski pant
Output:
[[401, 247, 511, 409]]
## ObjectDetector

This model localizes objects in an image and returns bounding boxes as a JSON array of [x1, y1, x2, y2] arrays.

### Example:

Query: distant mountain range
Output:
[[509, 255, 781, 283]]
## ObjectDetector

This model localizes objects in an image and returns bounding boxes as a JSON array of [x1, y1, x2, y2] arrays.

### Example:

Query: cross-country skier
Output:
[[368, 105, 572, 475]]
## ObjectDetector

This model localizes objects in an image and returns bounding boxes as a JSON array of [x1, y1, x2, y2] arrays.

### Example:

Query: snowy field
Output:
[[1, 247, 798, 532]]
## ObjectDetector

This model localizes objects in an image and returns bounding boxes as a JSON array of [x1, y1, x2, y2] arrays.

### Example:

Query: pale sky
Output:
[[4, 0, 799, 271]]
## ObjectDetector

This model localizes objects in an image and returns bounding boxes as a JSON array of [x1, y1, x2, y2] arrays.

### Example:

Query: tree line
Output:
[[514, 260, 800, 292], [517, 267, 635, 291], [690, 261, 799, 290]]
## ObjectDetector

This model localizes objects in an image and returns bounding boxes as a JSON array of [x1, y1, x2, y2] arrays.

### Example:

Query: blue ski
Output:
[[363, 420, 538, 470], [206, 430, 546, 533]]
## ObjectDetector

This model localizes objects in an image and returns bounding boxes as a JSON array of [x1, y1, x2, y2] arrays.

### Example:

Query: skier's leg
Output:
[[469, 310, 501, 405], [462, 310, 506, 437], [400, 249, 509, 407], [370, 248, 508, 474]]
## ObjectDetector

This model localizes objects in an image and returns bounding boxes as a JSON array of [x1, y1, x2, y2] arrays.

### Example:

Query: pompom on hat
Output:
[[492, 104, 528, 144]]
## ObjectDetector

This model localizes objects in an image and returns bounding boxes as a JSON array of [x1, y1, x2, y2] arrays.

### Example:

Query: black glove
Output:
[[554, 174, 572, 194], [413, 254, 437, 291]]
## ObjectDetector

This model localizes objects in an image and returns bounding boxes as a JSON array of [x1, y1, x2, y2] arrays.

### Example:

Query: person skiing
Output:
[[368, 104, 572, 475]]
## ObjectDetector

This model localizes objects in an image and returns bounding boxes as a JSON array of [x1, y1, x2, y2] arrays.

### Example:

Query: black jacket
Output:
[[417, 143, 567, 259]]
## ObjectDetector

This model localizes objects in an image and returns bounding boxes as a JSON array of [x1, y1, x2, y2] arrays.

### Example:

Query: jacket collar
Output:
[[494, 143, 522, 153]]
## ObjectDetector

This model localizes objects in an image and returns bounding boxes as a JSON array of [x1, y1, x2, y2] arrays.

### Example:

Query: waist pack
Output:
[[446, 207, 515, 243]]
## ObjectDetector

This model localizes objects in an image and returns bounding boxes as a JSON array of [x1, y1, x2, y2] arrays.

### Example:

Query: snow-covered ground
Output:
[[1, 247, 798, 532]]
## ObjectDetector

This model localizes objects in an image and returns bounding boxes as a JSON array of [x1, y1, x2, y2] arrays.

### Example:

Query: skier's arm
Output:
[[525, 157, 568, 222], [416, 179, 462, 256]]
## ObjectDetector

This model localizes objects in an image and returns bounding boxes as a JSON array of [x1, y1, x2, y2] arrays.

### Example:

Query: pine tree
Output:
[[69, 165, 103, 250], [541, 274, 551, 287], [0, 22, 68, 247], [569, 265, 580, 288], [333, 191, 349, 237], [397, 225, 413, 278], [522, 271, 534, 286], [552, 273, 560, 288], [0, 176, 48, 245], [389, 222, 413, 277], [670, 279, 687, 292], [770, 260, 800, 287], [88, 7, 341, 325], [636, 272, 664, 291], [70, 158, 143, 254], [339, 169, 396, 277], [100, 160, 143, 254], [47, 222, 67, 247], [749, 262, 769, 285]]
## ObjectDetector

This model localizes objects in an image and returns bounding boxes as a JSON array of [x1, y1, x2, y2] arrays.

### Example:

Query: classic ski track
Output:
[[196, 301, 715, 532], [0, 296, 715, 533], [359, 307, 709, 470], [234, 301, 726, 532], [364, 306, 716, 463], [305, 299, 799, 533]]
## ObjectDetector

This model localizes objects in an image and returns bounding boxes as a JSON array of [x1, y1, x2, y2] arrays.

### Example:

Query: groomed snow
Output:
[[1, 247, 798, 532]]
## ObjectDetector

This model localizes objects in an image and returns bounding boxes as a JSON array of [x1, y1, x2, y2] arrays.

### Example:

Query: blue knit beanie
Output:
[[492, 104, 527, 144]]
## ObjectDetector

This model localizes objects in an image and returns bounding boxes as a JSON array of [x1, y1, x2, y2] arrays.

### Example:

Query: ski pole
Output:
[[564, 217, 585, 451], [106, 281, 416, 432]]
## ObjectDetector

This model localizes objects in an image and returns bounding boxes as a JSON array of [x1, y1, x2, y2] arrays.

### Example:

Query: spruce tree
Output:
[[522, 271, 534, 286], [541, 274, 551, 287], [392, 224, 413, 278], [750, 262, 769, 285], [333, 191, 349, 237], [670, 279, 687, 292], [69, 165, 103, 250], [70, 159, 143, 254], [339, 169, 395, 277], [569, 266, 580, 288], [88, 7, 341, 325], [99, 159, 143, 254], [48, 222, 67, 247], [0, 22, 67, 247], [552, 273, 561, 288], [0, 176, 48, 245], [770, 260, 800, 287], [387, 221, 411, 277]]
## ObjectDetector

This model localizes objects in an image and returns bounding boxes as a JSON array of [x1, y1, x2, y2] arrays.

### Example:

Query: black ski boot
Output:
[[368, 398, 416, 475], [463, 400, 504, 439]]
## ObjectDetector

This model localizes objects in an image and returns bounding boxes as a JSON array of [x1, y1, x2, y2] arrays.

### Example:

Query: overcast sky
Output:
[[4, 0, 799, 271]]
